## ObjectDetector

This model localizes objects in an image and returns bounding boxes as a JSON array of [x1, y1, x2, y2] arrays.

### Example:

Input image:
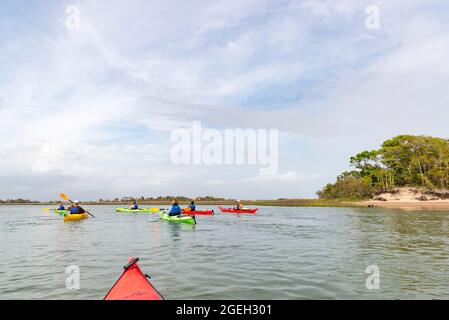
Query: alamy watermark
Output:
[[365, 5, 380, 30], [65, 5, 81, 30], [365, 265, 380, 290], [170, 121, 279, 176], [66, 265, 80, 290]]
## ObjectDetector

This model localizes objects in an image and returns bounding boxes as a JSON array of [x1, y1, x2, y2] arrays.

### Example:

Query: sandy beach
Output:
[[365, 200, 449, 211]]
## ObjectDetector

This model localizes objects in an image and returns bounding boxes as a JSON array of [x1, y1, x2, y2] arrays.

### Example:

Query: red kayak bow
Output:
[[182, 209, 214, 215], [104, 257, 163, 300], [218, 206, 258, 214]]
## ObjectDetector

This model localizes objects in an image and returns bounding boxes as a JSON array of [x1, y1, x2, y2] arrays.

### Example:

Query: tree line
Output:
[[0, 199, 41, 204], [0, 195, 230, 204], [98, 196, 229, 202], [317, 135, 449, 200]]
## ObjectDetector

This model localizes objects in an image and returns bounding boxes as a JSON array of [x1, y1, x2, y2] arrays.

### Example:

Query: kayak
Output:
[[54, 210, 68, 215], [219, 206, 258, 214], [64, 213, 89, 222], [116, 208, 156, 213], [160, 212, 196, 225], [182, 209, 214, 215], [104, 257, 163, 300]]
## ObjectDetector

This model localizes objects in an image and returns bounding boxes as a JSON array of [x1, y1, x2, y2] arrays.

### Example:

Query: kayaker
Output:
[[130, 201, 139, 210], [168, 199, 182, 216], [235, 200, 243, 210], [57, 202, 65, 211], [187, 201, 196, 212], [67, 200, 86, 215]]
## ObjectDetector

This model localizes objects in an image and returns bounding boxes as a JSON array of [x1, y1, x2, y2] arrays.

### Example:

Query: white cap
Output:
[[74, 200, 79, 204], [237, 200, 241, 202]]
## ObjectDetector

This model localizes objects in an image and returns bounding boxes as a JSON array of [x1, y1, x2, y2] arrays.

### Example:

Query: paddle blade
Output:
[[42, 208, 52, 212], [150, 208, 161, 212], [60, 193, 70, 201]]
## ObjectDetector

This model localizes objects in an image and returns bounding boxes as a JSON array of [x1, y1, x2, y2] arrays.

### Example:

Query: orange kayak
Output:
[[104, 257, 163, 300]]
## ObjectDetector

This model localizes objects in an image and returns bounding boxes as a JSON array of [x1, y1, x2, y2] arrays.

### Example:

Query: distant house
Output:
[[121, 197, 135, 201]]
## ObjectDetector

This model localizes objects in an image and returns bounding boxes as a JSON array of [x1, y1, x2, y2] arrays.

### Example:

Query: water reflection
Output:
[[149, 220, 160, 242], [3, 205, 449, 299], [352, 209, 449, 252]]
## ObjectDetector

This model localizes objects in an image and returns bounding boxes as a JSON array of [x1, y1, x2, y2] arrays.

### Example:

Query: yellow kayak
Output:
[[64, 213, 89, 222]]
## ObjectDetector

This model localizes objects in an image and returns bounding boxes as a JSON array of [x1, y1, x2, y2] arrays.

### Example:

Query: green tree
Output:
[[317, 135, 449, 199]]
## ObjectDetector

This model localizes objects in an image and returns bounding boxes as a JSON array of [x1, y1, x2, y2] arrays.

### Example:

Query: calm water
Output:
[[1, 205, 449, 300]]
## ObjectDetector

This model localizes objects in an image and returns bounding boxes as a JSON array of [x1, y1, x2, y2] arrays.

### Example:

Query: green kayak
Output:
[[116, 208, 157, 213], [54, 210, 68, 215], [159, 213, 196, 225]]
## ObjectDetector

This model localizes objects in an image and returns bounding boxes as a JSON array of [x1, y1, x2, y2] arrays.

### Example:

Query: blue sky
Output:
[[1, 0, 449, 200]]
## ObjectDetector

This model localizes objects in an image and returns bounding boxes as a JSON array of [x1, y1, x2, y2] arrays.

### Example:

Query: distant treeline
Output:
[[98, 195, 229, 202], [318, 135, 449, 200], [0, 196, 232, 204], [0, 199, 42, 204]]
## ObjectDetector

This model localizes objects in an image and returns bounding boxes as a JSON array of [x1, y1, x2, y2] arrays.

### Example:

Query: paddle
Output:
[[59, 193, 95, 218], [151, 208, 175, 217], [42, 208, 54, 212]]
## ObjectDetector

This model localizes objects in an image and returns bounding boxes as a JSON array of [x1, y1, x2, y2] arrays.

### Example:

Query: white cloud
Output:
[[204, 179, 225, 185], [1, 0, 448, 199], [242, 171, 300, 182]]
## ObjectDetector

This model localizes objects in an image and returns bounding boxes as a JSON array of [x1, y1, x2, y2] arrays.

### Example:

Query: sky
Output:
[[1, 0, 449, 200]]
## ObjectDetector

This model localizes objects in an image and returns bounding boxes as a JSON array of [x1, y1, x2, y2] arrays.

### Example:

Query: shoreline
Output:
[[3, 200, 449, 210], [364, 200, 449, 211], [0, 199, 363, 207]]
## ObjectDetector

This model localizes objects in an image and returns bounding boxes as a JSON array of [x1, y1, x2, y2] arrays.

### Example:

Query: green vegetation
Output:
[[97, 195, 230, 204], [246, 199, 365, 208], [317, 135, 449, 200], [317, 175, 373, 200], [0, 196, 234, 205], [0, 197, 360, 208], [0, 199, 41, 204]]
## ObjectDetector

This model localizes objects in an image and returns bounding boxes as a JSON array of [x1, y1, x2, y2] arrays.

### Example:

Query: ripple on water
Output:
[[2, 205, 449, 299]]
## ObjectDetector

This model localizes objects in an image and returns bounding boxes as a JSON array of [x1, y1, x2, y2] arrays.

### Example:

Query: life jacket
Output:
[[59, 205, 65, 210], [188, 204, 196, 211], [132, 204, 138, 209], [70, 206, 79, 214], [170, 205, 182, 215]]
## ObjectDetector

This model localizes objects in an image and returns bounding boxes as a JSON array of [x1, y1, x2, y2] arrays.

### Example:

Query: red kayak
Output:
[[182, 209, 214, 215], [219, 206, 258, 214], [104, 257, 163, 300]]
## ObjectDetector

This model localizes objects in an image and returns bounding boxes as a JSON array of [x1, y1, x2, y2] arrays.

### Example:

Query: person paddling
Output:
[[187, 201, 196, 212], [57, 202, 65, 211], [130, 200, 139, 210], [67, 200, 86, 215], [235, 200, 243, 210], [168, 199, 182, 216]]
